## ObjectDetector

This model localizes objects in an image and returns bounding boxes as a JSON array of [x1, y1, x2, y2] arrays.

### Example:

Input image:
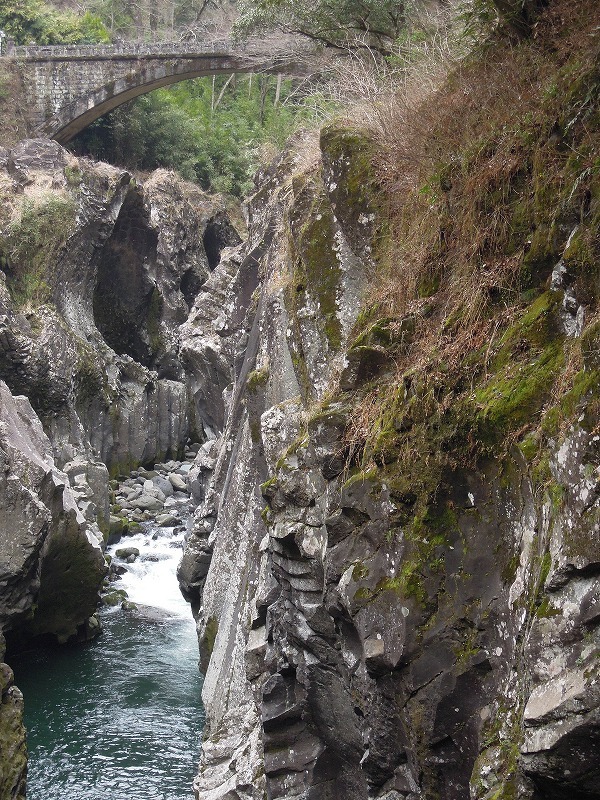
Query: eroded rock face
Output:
[[0, 140, 240, 473], [182, 124, 600, 800], [0, 380, 106, 642], [180, 125, 382, 800]]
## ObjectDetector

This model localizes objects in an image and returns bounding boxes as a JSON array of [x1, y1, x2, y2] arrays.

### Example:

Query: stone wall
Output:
[[8, 40, 307, 142]]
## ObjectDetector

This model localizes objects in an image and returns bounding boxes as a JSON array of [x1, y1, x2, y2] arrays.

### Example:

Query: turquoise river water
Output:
[[11, 523, 204, 800]]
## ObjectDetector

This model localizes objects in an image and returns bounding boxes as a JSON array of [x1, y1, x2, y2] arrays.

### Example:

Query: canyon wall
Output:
[[0, 10, 598, 793], [0, 139, 241, 796], [179, 123, 600, 800]]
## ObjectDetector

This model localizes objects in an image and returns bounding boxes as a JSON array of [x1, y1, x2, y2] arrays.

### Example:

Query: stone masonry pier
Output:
[[8, 40, 306, 143]]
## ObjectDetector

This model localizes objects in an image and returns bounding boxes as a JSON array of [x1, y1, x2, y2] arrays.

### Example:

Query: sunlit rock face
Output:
[[181, 123, 600, 800]]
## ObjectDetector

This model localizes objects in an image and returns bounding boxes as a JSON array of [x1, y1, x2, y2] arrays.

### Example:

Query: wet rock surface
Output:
[[110, 453, 196, 534]]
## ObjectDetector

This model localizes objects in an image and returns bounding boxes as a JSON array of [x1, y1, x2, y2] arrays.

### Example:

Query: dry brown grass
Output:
[[341, 0, 600, 465], [370, 0, 599, 316]]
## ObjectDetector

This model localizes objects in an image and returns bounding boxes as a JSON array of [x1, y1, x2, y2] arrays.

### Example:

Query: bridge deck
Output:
[[6, 40, 270, 60]]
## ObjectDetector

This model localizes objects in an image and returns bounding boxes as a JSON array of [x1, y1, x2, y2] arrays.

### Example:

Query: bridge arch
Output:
[[12, 41, 303, 144]]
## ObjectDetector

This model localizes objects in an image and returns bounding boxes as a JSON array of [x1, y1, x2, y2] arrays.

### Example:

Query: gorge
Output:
[[0, 1, 599, 799]]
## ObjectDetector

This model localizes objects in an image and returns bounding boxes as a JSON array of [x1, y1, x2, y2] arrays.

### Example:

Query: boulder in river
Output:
[[115, 547, 140, 561], [156, 513, 179, 527], [168, 473, 187, 491], [131, 492, 165, 512], [152, 475, 174, 498]]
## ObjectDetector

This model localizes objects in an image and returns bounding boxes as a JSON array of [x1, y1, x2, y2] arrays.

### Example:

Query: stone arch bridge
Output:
[[8, 39, 309, 144]]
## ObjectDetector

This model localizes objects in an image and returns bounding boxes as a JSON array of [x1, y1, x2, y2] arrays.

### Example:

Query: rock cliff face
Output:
[[179, 122, 600, 800], [0, 139, 241, 795], [0, 43, 598, 800], [0, 140, 239, 472]]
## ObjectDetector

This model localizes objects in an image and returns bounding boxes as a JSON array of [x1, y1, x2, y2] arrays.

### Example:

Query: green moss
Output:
[[108, 457, 141, 480], [203, 616, 218, 661], [287, 171, 343, 352], [319, 123, 382, 221], [453, 626, 480, 667], [146, 285, 165, 358], [535, 596, 561, 618], [0, 196, 77, 306], [518, 433, 539, 462], [342, 467, 379, 490], [74, 343, 110, 406], [275, 433, 309, 471], [499, 292, 561, 355], [103, 589, 128, 607], [377, 559, 428, 605], [502, 552, 521, 584], [545, 368, 600, 438], [64, 165, 82, 188], [352, 562, 369, 581], [246, 366, 270, 392], [260, 476, 278, 495], [249, 419, 261, 443], [475, 341, 564, 443]]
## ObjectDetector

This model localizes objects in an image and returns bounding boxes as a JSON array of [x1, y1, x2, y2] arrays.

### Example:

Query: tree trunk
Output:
[[274, 74, 282, 108]]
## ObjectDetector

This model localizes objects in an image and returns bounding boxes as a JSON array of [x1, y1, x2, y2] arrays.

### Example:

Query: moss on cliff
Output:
[[0, 195, 76, 307], [341, 0, 600, 501], [287, 170, 344, 352]]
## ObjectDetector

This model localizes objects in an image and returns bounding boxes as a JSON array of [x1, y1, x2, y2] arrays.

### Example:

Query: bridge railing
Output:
[[8, 39, 246, 59]]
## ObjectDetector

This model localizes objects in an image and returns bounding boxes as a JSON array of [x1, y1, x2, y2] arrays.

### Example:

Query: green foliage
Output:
[[0, 0, 109, 44], [85, 0, 217, 40], [71, 74, 314, 197], [235, 0, 407, 54], [0, 195, 76, 305]]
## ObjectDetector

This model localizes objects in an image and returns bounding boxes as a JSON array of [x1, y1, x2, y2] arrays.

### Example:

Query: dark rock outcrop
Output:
[[0, 379, 106, 643]]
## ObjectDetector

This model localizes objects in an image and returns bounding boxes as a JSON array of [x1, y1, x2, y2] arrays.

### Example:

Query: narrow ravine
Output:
[[11, 481, 204, 800]]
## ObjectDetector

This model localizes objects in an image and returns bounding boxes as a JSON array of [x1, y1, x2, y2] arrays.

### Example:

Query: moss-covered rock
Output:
[[320, 122, 383, 257]]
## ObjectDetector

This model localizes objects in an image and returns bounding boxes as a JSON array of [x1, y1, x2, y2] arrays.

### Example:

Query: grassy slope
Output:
[[340, 0, 600, 507]]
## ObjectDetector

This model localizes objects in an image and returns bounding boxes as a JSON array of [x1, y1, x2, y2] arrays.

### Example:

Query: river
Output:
[[11, 519, 204, 800]]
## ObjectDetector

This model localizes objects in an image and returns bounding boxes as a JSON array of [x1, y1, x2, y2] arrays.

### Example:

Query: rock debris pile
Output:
[[109, 444, 202, 533]]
